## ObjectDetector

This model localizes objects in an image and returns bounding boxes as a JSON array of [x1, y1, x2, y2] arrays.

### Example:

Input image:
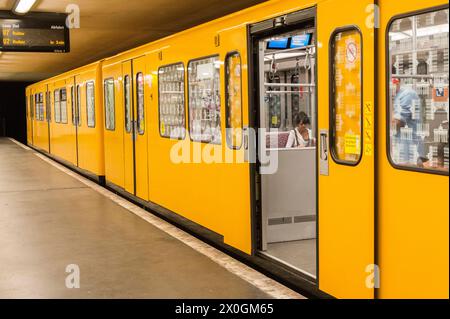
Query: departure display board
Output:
[[0, 11, 69, 53]]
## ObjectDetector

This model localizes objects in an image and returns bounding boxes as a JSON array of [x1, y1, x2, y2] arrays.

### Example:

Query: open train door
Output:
[[317, 0, 376, 298]]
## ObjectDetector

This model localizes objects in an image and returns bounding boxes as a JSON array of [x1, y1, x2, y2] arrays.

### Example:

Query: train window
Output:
[[158, 63, 186, 139], [225, 52, 243, 149], [54, 90, 61, 123], [124, 75, 132, 133], [36, 94, 41, 121], [330, 28, 362, 165], [60, 88, 68, 124], [86, 82, 95, 128], [46, 92, 51, 122], [34, 95, 38, 121], [34, 95, 39, 121], [104, 78, 115, 131], [388, 8, 449, 174], [39, 93, 44, 121], [76, 85, 81, 126], [188, 55, 222, 144], [36, 94, 40, 121], [71, 86, 76, 126], [136, 72, 145, 135]]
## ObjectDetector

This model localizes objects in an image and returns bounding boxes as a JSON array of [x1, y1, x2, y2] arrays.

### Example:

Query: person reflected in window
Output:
[[286, 112, 314, 148], [391, 77, 428, 166]]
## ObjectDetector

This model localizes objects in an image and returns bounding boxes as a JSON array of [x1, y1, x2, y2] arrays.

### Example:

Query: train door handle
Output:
[[320, 129, 329, 176], [243, 126, 255, 163]]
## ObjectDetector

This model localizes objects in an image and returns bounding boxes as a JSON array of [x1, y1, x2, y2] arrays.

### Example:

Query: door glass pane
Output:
[[388, 9, 449, 173], [136, 72, 145, 135], [35, 95, 39, 120], [331, 29, 362, 164], [124, 75, 132, 133], [46, 92, 51, 122], [188, 56, 222, 144], [159, 63, 186, 139], [71, 86, 76, 125], [86, 82, 95, 128], [39, 93, 44, 121], [104, 78, 115, 131], [54, 90, 61, 123], [225, 52, 243, 149], [76, 85, 81, 126], [60, 88, 68, 124]]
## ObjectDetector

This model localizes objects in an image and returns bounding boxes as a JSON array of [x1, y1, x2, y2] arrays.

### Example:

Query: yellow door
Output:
[[45, 87, 52, 153], [122, 60, 135, 195], [69, 77, 79, 166], [31, 89, 36, 146], [132, 56, 149, 200], [122, 57, 151, 200], [317, 0, 375, 299], [26, 90, 34, 146], [378, 0, 449, 299]]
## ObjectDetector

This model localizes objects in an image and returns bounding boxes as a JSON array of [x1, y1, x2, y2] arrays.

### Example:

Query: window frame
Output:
[[60, 88, 68, 124], [39, 92, 44, 121], [187, 54, 222, 144], [225, 51, 243, 150], [136, 72, 145, 135], [34, 94, 40, 121], [158, 61, 186, 140], [104, 77, 116, 131], [46, 91, 52, 123], [76, 85, 82, 127], [124, 75, 132, 134], [86, 81, 96, 128], [71, 86, 76, 126], [329, 25, 364, 167], [54, 89, 61, 123], [385, 4, 449, 176]]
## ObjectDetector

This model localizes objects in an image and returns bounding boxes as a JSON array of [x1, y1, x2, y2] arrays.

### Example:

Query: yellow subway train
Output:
[[25, 0, 449, 299]]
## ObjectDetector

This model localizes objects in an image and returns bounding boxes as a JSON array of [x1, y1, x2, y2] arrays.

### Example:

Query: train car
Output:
[[26, 0, 449, 299], [26, 62, 105, 181]]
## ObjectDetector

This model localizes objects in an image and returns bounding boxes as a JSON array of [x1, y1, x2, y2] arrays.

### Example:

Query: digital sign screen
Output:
[[0, 11, 70, 53], [290, 33, 312, 49], [267, 38, 289, 50]]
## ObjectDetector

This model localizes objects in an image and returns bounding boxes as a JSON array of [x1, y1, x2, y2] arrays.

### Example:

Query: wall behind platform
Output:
[[0, 82, 30, 144]]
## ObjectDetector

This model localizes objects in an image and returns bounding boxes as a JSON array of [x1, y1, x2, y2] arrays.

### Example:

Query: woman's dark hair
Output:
[[294, 112, 311, 127]]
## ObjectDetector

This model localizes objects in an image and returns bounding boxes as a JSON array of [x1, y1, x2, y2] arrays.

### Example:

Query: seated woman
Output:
[[285, 112, 314, 148]]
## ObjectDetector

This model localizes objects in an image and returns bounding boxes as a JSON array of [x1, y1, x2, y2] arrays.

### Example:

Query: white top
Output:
[[286, 128, 312, 148]]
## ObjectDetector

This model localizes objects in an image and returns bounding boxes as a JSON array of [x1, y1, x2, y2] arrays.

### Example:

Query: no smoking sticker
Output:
[[346, 41, 358, 64]]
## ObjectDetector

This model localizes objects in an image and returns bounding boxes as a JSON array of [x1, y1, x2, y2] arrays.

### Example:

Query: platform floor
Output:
[[0, 138, 302, 299]]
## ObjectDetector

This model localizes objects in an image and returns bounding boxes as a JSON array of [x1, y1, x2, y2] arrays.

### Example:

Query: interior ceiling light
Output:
[[13, 0, 37, 15]]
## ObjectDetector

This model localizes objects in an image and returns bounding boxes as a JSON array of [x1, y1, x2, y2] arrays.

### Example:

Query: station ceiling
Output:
[[0, 0, 266, 82]]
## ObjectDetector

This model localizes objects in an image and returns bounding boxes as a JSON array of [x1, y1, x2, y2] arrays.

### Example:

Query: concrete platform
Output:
[[0, 138, 301, 299]]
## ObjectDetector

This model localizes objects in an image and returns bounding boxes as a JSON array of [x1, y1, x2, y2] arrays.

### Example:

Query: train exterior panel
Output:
[[378, 0, 449, 298]]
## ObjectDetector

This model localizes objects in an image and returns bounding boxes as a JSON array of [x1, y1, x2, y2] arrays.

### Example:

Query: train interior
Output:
[[257, 24, 317, 278]]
